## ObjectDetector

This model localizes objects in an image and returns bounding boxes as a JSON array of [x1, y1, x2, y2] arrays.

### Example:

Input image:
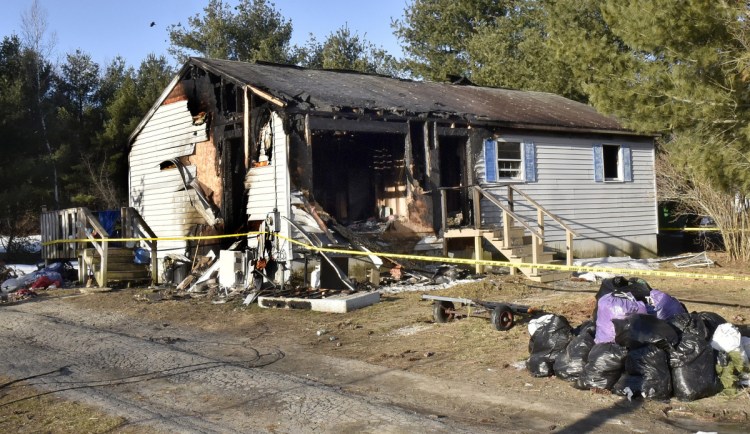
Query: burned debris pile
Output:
[[527, 276, 750, 401]]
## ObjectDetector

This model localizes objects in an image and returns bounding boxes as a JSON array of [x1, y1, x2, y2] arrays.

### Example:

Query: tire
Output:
[[433, 301, 455, 323], [490, 305, 514, 331]]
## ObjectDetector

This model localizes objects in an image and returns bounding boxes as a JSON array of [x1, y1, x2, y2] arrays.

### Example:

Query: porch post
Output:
[[472, 187, 483, 274]]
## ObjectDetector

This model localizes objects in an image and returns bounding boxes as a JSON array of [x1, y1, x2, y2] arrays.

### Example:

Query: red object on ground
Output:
[[30, 276, 61, 289]]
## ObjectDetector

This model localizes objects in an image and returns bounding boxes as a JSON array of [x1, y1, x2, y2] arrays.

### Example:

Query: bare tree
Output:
[[21, 0, 59, 208], [657, 147, 750, 261], [80, 153, 120, 209]]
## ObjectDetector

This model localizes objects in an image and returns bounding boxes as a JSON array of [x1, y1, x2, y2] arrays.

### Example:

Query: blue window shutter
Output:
[[622, 145, 633, 182], [523, 141, 536, 182], [484, 138, 497, 183], [592, 144, 604, 182]]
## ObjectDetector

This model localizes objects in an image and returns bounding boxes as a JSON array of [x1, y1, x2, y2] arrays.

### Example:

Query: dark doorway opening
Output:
[[311, 132, 406, 224], [439, 136, 468, 227]]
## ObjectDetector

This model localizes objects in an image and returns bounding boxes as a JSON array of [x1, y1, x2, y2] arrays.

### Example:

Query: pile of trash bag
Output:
[[527, 276, 750, 401], [1, 261, 76, 296]]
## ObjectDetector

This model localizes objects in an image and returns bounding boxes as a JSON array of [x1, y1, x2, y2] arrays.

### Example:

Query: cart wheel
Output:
[[433, 301, 455, 323], [491, 305, 514, 331]]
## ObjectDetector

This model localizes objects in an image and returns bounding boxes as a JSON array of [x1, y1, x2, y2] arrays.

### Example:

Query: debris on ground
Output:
[[1, 261, 76, 304], [673, 251, 715, 268], [527, 276, 750, 401]]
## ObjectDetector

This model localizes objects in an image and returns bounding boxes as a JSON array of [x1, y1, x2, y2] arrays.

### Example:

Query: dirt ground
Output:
[[3, 252, 750, 432]]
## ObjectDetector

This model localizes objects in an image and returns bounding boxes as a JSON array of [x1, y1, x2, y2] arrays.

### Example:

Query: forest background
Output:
[[2, 0, 750, 260]]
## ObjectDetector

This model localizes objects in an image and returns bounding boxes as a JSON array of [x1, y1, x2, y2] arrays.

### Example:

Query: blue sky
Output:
[[0, 0, 407, 68]]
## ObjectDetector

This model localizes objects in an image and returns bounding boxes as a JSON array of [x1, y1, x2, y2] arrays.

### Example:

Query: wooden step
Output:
[[445, 228, 493, 239], [483, 227, 525, 241], [502, 251, 555, 263], [524, 269, 571, 283], [82, 247, 152, 286], [97, 270, 150, 281]]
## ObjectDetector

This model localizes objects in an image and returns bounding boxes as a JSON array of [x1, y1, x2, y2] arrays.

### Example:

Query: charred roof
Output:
[[190, 57, 631, 133]]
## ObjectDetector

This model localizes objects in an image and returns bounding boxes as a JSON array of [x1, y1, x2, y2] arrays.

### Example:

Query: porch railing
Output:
[[440, 184, 577, 270], [41, 207, 158, 286], [121, 207, 158, 283]]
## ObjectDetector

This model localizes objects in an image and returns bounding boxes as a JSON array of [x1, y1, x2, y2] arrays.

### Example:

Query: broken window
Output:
[[602, 144, 620, 180], [593, 143, 633, 182]]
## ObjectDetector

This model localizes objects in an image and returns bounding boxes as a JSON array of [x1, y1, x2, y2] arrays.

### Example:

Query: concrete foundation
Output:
[[258, 291, 380, 313]]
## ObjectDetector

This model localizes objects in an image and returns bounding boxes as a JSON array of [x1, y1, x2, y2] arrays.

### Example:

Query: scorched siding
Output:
[[129, 100, 209, 255], [245, 112, 292, 262]]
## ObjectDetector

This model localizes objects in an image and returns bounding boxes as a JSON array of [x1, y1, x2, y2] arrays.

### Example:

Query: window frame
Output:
[[494, 139, 524, 182], [602, 143, 622, 181], [593, 143, 632, 183]]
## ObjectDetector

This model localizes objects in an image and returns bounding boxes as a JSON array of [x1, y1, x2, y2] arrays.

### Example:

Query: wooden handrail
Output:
[[507, 185, 578, 237], [440, 183, 578, 271], [79, 207, 109, 286], [472, 186, 542, 239], [123, 207, 158, 284]]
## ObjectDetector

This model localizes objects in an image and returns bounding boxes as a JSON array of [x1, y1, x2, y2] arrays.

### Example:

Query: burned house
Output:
[[126, 58, 657, 283]]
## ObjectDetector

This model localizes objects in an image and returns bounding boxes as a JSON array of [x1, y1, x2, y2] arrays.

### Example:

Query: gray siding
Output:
[[129, 101, 208, 255], [478, 134, 657, 257]]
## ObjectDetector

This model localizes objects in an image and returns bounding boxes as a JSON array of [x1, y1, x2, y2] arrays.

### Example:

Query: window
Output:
[[497, 141, 523, 179], [593, 143, 632, 182], [602, 144, 620, 180], [483, 138, 536, 183]]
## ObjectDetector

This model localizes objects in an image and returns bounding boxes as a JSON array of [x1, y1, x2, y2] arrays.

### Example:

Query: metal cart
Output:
[[422, 294, 541, 331]]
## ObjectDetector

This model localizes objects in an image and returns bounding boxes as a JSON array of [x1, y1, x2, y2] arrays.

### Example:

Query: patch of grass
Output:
[[0, 376, 127, 433]]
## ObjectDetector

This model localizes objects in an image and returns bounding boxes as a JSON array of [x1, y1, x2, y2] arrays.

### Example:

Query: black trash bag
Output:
[[613, 314, 679, 351], [670, 344, 721, 401], [527, 315, 574, 377], [595, 276, 630, 301], [668, 313, 722, 401], [624, 277, 652, 302], [695, 311, 727, 338], [613, 345, 672, 400], [575, 342, 628, 390], [554, 322, 596, 381], [572, 320, 596, 336]]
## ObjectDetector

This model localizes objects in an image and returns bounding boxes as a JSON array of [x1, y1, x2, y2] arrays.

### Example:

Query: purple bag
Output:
[[648, 289, 686, 320], [594, 292, 647, 344]]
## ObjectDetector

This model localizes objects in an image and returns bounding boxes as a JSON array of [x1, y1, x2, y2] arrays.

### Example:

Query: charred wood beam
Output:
[[244, 87, 250, 169], [307, 116, 408, 134], [436, 126, 470, 136], [222, 128, 244, 139]]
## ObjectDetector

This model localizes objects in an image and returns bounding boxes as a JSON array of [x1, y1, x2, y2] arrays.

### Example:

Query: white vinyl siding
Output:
[[479, 134, 656, 255], [129, 101, 208, 255], [245, 112, 292, 263]]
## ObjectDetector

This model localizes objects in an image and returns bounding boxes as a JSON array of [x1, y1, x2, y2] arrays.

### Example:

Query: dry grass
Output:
[[0, 376, 127, 433]]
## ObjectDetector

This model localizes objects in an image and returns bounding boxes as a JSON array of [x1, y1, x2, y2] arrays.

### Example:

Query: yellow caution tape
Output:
[[41, 231, 750, 282], [659, 227, 721, 232]]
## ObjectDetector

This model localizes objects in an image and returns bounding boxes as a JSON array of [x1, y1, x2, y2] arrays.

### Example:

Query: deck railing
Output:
[[121, 207, 158, 282], [440, 184, 577, 270], [41, 207, 157, 286]]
